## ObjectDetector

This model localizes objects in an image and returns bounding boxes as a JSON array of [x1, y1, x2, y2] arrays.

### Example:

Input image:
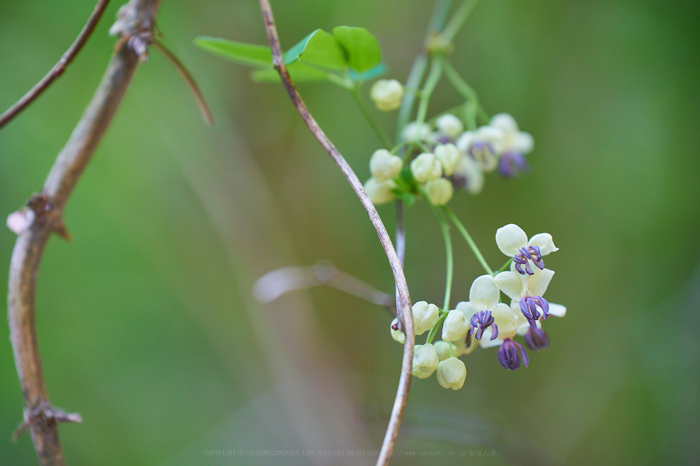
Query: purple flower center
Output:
[[497, 338, 529, 370], [469, 310, 498, 341], [498, 150, 529, 178], [468, 141, 497, 168], [519, 296, 550, 329], [513, 245, 544, 275], [524, 327, 550, 351]]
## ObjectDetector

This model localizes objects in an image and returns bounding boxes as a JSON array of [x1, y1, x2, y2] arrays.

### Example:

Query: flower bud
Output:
[[369, 149, 403, 182], [425, 178, 453, 206], [390, 317, 405, 344], [434, 340, 458, 361], [410, 153, 442, 183], [442, 309, 470, 342], [412, 344, 439, 379], [452, 155, 484, 195], [370, 79, 404, 111], [412, 301, 440, 335], [437, 357, 467, 390], [435, 114, 464, 139], [364, 177, 396, 205], [434, 143, 461, 176], [400, 122, 432, 142]]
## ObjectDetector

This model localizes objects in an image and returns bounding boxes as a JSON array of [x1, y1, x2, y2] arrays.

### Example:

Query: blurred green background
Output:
[[1, 0, 699, 464]]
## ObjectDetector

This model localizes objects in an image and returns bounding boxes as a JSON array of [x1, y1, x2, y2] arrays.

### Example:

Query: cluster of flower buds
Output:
[[363, 112, 534, 207], [390, 224, 565, 389]]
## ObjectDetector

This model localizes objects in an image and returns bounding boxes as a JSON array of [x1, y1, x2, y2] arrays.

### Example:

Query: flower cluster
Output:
[[363, 112, 534, 207], [390, 224, 565, 389]]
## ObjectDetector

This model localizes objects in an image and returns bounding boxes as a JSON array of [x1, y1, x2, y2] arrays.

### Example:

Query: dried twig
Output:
[[257, 1, 414, 464], [7, 1, 162, 464], [0, 0, 112, 130]]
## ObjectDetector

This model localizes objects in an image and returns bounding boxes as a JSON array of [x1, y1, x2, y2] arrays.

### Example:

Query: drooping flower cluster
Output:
[[389, 224, 565, 389], [363, 112, 534, 207]]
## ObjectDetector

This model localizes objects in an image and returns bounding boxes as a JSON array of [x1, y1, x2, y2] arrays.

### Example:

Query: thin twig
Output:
[[257, 1, 414, 464], [0, 0, 112, 130], [7, 1, 162, 464], [153, 39, 214, 126]]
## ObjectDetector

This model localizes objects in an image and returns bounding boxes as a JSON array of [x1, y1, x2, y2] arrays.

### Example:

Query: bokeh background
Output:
[[1, 0, 699, 464]]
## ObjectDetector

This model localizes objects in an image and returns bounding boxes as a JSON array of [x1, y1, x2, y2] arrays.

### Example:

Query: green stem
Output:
[[415, 56, 444, 128], [430, 205, 454, 311], [442, 205, 494, 276], [495, 258, 513, 274], [426, 312, 448, 345], [443, 59, 479, 130], [350, 86, 393, 150], [441, 0, 480, 44]]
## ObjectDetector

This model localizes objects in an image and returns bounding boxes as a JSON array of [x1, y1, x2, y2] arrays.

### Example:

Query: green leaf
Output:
[[284, 29, 348, 71], [194, 37, 272, 67], [251, 63, 332, 83], [332, 26, 382, 72]]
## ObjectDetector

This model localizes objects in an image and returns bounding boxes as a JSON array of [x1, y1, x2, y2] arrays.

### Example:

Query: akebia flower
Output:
[[489, 113, 534, 178], [364, 177, 396, 205], [497, 338, 529, 370], [442, 308, 471, 342], [456, 126, 503, 172], [412, 301, 440, 335], [410, 153, 443, 182], [369, 149, 403, 182], [370, 79, 404, 111], [435, 114, 464, 140], [454, 275, 507, 342], [434, 143, 461, 176], [412, 344, 439, 379], [425, 178, 453, 206], [437, 357, 467, 390], [495, 223, 558, 275], [495, 267, 565, 330]]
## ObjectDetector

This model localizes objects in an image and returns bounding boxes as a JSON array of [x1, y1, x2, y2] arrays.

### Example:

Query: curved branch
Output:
[[257, 2, 414, 464], [0, 0, 112, 130], [7, 1, 162, 464]]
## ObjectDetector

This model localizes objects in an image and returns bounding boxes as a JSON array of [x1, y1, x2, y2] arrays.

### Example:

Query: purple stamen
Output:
[[519, 296, 550, 328], [513, 245, 545, 276], [524, 327, 550, 351], [468, 141, 497, 168], [498, 151, 529, 178], [469, 310, 497, 341], [497, 339, 529, 370]]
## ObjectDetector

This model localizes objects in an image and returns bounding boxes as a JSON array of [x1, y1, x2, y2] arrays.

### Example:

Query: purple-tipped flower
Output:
[[495, 224, 558, 276], [498, 151, 529, 178], [497, 338, 529, 370], [524, 327, 550, 351]]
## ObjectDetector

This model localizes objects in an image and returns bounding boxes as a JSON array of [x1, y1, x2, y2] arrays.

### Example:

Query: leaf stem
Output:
[[441, 0, 480, 44], [442, 205, 493, 276], [415, 56, 444, 128], [442, 59, 479, 130], [350, 86, 393, 150]]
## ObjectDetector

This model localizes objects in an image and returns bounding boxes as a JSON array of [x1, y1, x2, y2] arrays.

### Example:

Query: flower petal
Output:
[[495, 271, 523, 301], [492, 303, 518, 339], [526, 268, 555, 297], [496, 224, 528, 256], [469, 275, 500, 310], [529, 233, 558, 256], [514, 132, 534, 154], [490, 113, 518, 133], [547, 302, 567, 317]]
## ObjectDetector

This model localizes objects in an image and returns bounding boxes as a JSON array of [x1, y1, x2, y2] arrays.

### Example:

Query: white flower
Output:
[[451, 155, 484, 195], [412, 344, 439, 379], [425, 178, 453, 206], [442, 309, 470, 342], [412, 301, 440, 335], [434, 340, 459, 361], [455, 275, 512, 344], [433, 143, 461, 176], [364, 177, 396, 205], [456, 126, 503, 172], [436, 357, 467, 390], [495, 223, 558, 275], [370, 79, 404, 111], [390, 317, 405, 344], [400, 122, 432, 142], [369, 149, 403, 182], [410, 153, 443, 182], [435, 114, 464, 139], [495, 267, 560, 329], [490, 113, 534, 155]]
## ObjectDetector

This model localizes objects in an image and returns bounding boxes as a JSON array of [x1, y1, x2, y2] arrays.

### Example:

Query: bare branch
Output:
[[7, 1, 162, 464], [0, 0, 112, 130], [257, 1, 414, 464], [253, 260, 396, 313], [153, 39, 214, 126]]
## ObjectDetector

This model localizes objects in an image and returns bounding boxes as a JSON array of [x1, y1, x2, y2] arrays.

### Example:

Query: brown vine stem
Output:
[[7, 1, 161, 464], [257, 1, 414, 464], [0, 0, 111, 130]]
